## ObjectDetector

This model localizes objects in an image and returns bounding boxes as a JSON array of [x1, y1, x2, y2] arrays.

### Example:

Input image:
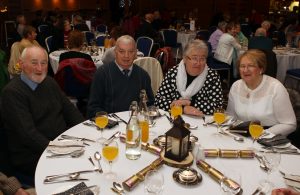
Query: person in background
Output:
[[19, 26, 40, 52], [155, 39, 223, 116], [248, 27, 273, 51], [272, 188, 300, 195], [73, 15, 89, 31], [16, 15, 26, 38], [0, 172, 36, 195], [261, 20, 271, 37], [226, 49, 296, 136], [214, 22, 241, 66], [234, 23, 248, 47], [87, 35, 154, 117], [208, 21, 227, 53], [1, 46, 84, 178], [101, 26, 125, 64], [63, 19, 72, 48]]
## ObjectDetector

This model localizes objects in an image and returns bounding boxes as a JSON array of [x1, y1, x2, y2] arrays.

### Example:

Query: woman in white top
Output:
[[226, 49, 296, 136]]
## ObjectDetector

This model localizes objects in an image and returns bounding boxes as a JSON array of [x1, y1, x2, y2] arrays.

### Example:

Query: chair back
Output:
[[196, 30, 210, 41], [96, 24, 108, 33], [136, 36, 154, 56], [134, 57, 163, 95], [240, 23, 252, 38], [162, 29, 178, 47], [38, 24, 49, 34], [55, 58, 96, 99], [261, 49, 277, 78], [96, 34, 106, 46], [154, 47, 176, 76], [45, 36, 54, 53], [83, 31, 95, 45]]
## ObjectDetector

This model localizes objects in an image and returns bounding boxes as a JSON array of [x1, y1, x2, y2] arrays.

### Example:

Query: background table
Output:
[[35, 111, 300, 194], [177, 31, 197, 51], [49, 50, 103, 74]]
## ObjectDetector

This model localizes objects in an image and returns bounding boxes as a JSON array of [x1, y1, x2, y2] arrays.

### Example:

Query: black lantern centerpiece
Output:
[[164, 116, 190, 162]]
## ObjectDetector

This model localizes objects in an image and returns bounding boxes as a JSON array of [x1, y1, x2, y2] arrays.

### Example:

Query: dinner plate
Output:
[[47, 147, 81, 155]]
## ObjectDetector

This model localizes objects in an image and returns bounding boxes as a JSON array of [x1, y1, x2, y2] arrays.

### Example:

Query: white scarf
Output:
[[176, 60, 208, 99]]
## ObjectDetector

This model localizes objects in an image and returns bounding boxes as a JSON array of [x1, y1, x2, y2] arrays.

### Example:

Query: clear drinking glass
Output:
[[95, 111, 108, 143], [259, 151, 281, 193], [102, 140, 119, 180], [220, 170, 242, 195], [144, 170, 164, 195]]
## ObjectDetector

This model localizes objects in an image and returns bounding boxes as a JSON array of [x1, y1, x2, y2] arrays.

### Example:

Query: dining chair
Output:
[[161, 29, 181, 62], [45, 35, 54, 53], [37, 24, 49, 34], [136, 36, 154, 57], [285, 69, 300, 91], [196, 30, 210, 41], [133, 57, 163, 95], [96, 34, 106, 46], [83, 31, 96, 45], [208, 58, 231, 89], [96, 24, 108, 34]]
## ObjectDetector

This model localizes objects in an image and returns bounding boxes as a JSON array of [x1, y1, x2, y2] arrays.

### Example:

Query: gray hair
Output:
[[183, 39, 208, 58], [115, 35, 137, 50], [21, 46, 48, 61], [218, 21, 227, 29], [255, 27, 267, 37]]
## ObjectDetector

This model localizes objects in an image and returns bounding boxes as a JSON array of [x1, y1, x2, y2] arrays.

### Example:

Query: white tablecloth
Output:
[[35, 111, 300, 194], [177, 31, 197, 50], [49, 50, 103, 74], [273, 48, 300, 83]]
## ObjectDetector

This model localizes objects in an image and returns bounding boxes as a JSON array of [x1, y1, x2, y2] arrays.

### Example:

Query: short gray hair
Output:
[[218, 21, 227, 29], [115, 35, 136, 50], [183, 39, 208, 58], [255, 27, 267, 37], [21, 46, 48, 61]]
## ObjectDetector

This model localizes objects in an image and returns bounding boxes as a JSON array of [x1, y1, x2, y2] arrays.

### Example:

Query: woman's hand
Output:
[[271, 188, 300, 195], [183, 105, 203, 116], [170, 99, 191, 107]]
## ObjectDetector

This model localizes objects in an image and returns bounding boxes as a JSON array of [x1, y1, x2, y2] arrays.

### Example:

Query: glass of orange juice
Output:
[[138, 110, 149, 143], [102, 140, 119, 179], [213, 108, 226, 134], [95, 111, 108, 143], [249, 121, 264, 147], [170, 105, 183, 119]]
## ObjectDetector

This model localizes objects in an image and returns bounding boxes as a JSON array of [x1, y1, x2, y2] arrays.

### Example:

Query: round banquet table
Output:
[[49, 50, 103, 74], [177, 31, 197, 51], [35, 111, 300, 194]]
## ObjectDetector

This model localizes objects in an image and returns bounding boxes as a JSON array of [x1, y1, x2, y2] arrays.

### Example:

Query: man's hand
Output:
[[15, 188, 29, 195]]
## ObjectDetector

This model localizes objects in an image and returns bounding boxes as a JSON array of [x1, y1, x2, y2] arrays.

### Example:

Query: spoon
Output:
[[220, 130, 244, 142], [184, 123, 198, 130], [113, 182, 125, 194], [94, 152, 103, 173]]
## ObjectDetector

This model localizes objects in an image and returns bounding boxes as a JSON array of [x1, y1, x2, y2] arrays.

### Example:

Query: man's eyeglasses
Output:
[[186, 56, 206, 63]]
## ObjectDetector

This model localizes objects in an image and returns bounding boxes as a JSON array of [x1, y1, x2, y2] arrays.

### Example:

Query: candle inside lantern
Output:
[[171, 137, 180, 156]]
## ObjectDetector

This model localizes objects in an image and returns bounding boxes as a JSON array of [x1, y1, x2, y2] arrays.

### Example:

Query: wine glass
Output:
[[144, 169, 164, 195], [249, 121, 264, 149], [213, 108, 226, 134], [102, 140, 119, 180], [95, 111, 108, 143], [170, 104, 183, 119], [259, 151, 281, 193], [147, 106, 159, 136]]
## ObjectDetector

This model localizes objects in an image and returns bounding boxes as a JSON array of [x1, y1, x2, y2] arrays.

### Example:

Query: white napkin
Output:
[[284, 174, 300, 189], [47, 140, 84, 155]]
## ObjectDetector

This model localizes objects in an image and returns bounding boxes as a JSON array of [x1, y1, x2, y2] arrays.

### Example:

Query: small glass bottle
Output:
[[126, 101, 141, 160]]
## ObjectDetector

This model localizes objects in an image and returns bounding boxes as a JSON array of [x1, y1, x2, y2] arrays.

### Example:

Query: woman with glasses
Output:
[[226, 49, 296, 136], [155, 39, 223, 116]]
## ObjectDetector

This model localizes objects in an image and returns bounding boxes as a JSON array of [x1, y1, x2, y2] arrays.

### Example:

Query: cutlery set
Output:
[[44, 169, 100, 184]]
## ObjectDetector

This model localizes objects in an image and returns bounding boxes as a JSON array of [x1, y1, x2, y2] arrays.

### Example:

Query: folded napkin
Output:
[[47, 140, 84, 155], [53, 182, 94, 195], [257, 134, 291, 147], [229, 121, 251, 136], [284, 174, 300, 189]]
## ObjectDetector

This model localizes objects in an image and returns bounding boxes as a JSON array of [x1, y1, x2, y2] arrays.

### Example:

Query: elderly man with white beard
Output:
[[1, 46, 84, 179]]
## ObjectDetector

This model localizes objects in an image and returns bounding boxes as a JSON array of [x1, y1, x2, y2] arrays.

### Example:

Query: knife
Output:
[[44, 178, 88, 184], [61, 134, 96, 142], [111, 113, 128, 125]]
